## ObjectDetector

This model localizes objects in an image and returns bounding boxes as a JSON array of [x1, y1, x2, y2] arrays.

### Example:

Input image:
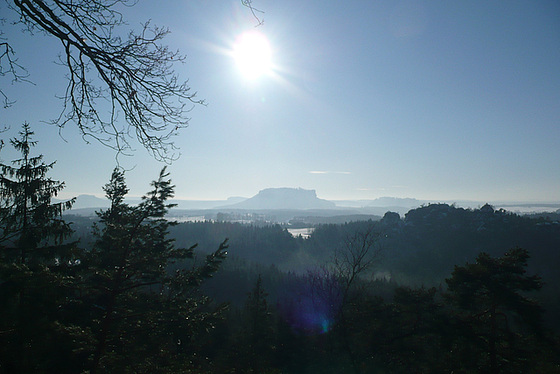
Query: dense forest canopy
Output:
[[67, 201, 560, 322], [1, 125, 559, 372]]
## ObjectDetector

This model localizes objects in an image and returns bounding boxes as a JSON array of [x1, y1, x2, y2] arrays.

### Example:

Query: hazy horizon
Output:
[[63, 188, 560, 210], [60, 190, 560, 205]]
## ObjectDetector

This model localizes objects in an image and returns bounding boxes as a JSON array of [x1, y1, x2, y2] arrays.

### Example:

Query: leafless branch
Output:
[[241, 0, 264, 26], [1, 0, 264, 160], [3, 0, 204, 161], [333, 223, 384, 292], [0, 39, 31, 108], [305, 223, 384, 322]]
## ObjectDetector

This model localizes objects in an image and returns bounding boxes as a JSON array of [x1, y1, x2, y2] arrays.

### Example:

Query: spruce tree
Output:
[[445, 248, 544, 373], [0, 123, 75, 260], [82, 167, 228, 373], [245, 275, 274, 352], [228, 274, 275, 373], [0, 123, 78, 372]]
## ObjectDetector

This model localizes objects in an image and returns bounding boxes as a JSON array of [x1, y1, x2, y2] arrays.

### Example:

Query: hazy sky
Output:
[[1, 1, 559, 202]]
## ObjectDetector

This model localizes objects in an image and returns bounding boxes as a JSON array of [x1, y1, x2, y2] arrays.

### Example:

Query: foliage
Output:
[[69, 204, 560, 330], [244, 275, 273, 347], [0, 123, 75, 255], [1, 147, 559, 374], [0, 123, 78, 372], [445, 248, 545, 373], [79, 167, 228, 373], [375, 203, 560, 287], [227, 275, 276, 373], [0, 131, 231, 372], [170, 221, 298, 267]]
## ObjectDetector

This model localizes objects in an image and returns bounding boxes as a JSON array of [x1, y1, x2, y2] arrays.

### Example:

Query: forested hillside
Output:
[[2, 127, 559, 372], [68, 203, 560, 327]]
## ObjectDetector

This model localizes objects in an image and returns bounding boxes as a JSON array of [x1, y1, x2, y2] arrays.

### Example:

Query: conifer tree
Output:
[[0, 123, 75, 260], [245, 274, 273, 349], [0, 123, 78, 372], [81, 167, 228, 373], [445, 248, 544, 373], [231, 274, 275, 373]]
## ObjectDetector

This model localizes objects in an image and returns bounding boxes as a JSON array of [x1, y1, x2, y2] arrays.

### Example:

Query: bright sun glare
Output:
[[232, 31, 272, 80]]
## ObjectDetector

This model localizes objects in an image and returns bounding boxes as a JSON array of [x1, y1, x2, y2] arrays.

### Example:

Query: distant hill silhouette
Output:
[[58, 193, 559, 217], [367, 197, 422, 208], [221, 188, 336, 210], [55, 194, 110, 210]]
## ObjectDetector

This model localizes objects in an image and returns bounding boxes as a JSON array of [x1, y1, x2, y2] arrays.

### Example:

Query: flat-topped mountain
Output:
[[221, 187, 336, 210]]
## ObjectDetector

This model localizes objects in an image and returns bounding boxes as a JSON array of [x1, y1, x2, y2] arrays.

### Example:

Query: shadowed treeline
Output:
[[1, 125, 559, 372]]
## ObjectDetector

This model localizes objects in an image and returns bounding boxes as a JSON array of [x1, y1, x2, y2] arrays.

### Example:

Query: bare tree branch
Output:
[[241, 0, 264, 26], [333, 223, 384, 295], [2, 0, 205, 161], [1, 0, 263, 161], [0, 38, 31, 108], [305, 222, 384, 323]]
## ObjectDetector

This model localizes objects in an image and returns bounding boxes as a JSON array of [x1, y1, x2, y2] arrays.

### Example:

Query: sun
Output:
[[232, 31, 272, 80]]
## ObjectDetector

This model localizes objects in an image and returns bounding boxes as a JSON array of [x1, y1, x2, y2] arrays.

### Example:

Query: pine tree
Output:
[[245, 274, 273, 348], [81, 167, 228, 373], [445, 248, 544, 373], [232, 274, 275, 373], [0, 123, 75, 261], [0, 123, 78, 372]]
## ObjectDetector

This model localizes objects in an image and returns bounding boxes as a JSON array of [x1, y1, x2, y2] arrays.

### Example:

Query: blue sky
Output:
[[1, 0, 559, 202]]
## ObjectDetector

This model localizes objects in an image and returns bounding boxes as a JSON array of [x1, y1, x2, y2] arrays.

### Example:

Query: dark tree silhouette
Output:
[[305, 222, 383, 374], [0, 122, 75, 260], [82, 167, 228, 373], [243, 275, 274, 371], [445, 248, 544, 373], [0, 123, 78, 372]]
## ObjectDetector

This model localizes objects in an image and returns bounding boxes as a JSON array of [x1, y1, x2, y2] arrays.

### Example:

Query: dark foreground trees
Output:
[[0, 122, 75, 254], [1, 127, 558, 372], [205, 247, 557, 374], [445, 248, 546, 373], [0, 123, 78, 372], [0, 124, 228, 372], [82, 167, 228, 373], [332, 248, 553, 373]]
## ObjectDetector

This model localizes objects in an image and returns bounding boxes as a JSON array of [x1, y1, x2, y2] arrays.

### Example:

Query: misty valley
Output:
[[54, 202, 560, 373], [1, 126, 559, 372]]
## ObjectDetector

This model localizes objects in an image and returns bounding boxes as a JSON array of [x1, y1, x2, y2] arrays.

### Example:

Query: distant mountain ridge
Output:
[[367, 197, 422, 208], [220, 188, 336, 210], [58, 193, 560, 215], [59, 194, 109, 209]]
